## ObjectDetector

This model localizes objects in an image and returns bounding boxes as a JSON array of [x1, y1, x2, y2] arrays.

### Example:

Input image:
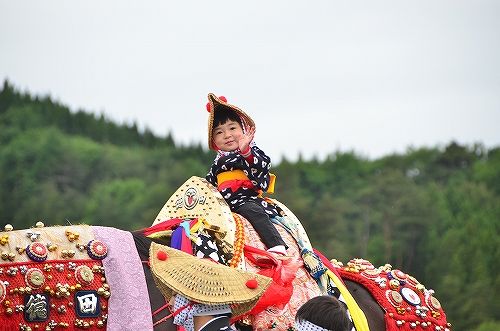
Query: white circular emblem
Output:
[[184, 187, 199, 210], [400, 287, 421, 306], [426, 295, 442, 310]]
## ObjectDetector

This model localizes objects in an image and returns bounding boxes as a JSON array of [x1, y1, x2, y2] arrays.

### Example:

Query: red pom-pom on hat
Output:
[[157, 250, 168, 261], [206, 96, 228, 113], [246, 278, 258, 289]]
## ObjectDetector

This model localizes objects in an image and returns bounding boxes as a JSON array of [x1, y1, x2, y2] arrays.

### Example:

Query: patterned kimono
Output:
[[205, 145, 280, 217]]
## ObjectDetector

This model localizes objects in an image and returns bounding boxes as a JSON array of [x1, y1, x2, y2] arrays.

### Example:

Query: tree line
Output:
[[1, 80, 499, 331]]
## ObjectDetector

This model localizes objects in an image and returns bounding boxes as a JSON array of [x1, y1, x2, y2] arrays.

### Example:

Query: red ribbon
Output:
[[218, 179, 256, 193]]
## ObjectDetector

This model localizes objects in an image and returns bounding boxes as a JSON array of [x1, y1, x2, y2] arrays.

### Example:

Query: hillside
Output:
[[1, 80, 499, 330]]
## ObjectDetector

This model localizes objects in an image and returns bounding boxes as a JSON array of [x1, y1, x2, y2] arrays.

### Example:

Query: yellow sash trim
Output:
[[268, 174, 276, 194], [217, 169, 249, 183], [326, 269, 370, 331], [216, 170, 275, 194]]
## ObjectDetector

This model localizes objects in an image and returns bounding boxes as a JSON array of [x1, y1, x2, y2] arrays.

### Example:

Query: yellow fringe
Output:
[[325, 269, 370, 331]]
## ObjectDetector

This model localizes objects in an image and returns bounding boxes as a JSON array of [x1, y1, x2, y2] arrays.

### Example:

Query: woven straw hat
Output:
[[206, 93, 256, 150], [149, 243, 272, 318]]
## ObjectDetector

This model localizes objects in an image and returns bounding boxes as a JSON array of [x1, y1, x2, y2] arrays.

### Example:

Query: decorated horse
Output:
[[0, 176, 451, 331]]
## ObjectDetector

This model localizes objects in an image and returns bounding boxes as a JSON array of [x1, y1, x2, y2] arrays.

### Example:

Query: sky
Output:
[[1, 1, 499, 161]]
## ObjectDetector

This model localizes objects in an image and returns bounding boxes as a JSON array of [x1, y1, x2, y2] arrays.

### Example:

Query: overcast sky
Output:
[[2, 1, 499, 161]]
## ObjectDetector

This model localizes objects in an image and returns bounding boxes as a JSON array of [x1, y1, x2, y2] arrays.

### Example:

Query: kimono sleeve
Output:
[[244, 146, 272, 191]]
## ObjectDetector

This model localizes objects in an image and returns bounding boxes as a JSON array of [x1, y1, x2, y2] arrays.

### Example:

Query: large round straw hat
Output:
[[206, 93, 256, 150], [149, 243, 272, 318]]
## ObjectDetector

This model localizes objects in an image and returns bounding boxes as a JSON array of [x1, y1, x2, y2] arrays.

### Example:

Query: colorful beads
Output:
[[26, 243, 48, 262], [75, 265, 94, 286], [25, 268, 45, 289], [0, 234, 9, 245], [229, 213, 245, 268], [86, 240, 108, 260]]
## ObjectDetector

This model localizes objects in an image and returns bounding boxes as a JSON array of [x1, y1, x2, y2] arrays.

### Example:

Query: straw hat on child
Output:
[[206, 93, 256, 151]]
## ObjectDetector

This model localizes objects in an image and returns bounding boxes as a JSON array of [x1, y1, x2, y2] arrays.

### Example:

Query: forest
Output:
[[1, 80, 499, 331]]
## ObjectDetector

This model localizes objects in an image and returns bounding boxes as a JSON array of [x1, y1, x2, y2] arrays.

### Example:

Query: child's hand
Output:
[[239, 126, 255, 152]]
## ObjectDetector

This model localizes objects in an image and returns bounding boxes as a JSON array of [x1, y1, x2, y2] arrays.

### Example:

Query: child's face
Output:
[[212, 119, 244, 152], [168, 291, 177, 310]]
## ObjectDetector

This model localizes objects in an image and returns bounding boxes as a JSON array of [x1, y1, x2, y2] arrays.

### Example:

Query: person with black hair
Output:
[[205, 93, 288, 257], [295, 295, 351, 331]]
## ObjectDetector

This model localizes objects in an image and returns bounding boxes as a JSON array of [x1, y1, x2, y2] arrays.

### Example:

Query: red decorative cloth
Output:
[[240, 216, 322, 331], [0, 259, 108, 331], [218, 179, 257, 193], [141, 217, 184, 236], [337, 264, 451, 331], [242, 245, 301, 317]]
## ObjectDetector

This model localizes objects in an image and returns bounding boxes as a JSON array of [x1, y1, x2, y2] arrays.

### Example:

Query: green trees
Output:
[[0, 80, 211, 229], [1, 80, 499, 330], [423, 180, 500, 329]]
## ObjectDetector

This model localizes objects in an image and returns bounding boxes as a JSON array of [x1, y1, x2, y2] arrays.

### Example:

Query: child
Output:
[[149, 244, 272, 331], [204, 93, 288, 256], [295, 295, 351, 331]]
